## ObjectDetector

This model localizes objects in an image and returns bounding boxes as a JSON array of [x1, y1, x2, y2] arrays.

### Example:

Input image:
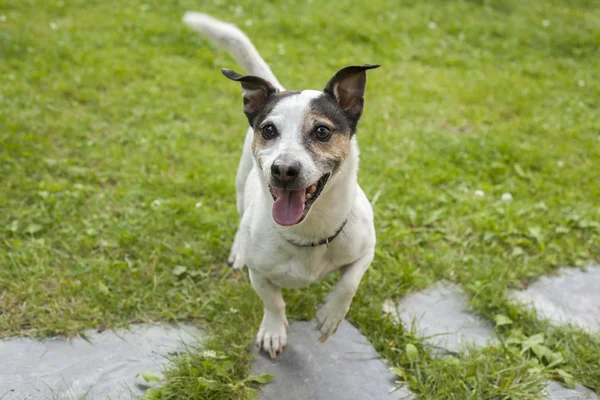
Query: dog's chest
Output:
[[247, 244, 355, 288]]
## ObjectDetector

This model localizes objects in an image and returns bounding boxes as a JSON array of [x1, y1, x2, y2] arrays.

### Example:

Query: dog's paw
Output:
[[227, 251, 245, 270], [256, 311, 288, 359], [315, 297, 349, 342], [227, 233, 245, 270]]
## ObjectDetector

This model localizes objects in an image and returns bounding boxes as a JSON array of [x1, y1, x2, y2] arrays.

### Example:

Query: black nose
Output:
[[271, 159, 300, 182]]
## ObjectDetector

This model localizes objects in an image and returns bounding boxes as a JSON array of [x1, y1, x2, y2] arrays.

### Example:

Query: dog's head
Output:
[[224, 65, 379, 226]]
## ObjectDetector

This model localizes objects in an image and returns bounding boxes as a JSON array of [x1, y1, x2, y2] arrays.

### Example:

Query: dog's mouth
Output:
[[268, 174, 330, 226]]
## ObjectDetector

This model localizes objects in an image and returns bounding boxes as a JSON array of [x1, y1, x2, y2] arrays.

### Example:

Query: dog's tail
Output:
[[183, 12, 284, 90]]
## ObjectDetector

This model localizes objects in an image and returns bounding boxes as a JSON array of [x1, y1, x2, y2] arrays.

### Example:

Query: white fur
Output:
[[182, 12, 283, 90], [254, 91, 323, 186], [185, 12, 376, 358]]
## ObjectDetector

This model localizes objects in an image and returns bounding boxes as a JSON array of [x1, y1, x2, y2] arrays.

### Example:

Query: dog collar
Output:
[[285, 220, 347, 247]]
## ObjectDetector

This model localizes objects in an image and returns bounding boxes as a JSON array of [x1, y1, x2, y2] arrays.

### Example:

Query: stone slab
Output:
[[544, 381, 599, 400], [510, 266, 600, 333], [395, 282, 496, 353], [252, 320, 413, 400], [1, 323, 201, 400]]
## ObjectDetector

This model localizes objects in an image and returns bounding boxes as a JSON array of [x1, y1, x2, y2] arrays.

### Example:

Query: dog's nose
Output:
[[271, 159, 300, 182]]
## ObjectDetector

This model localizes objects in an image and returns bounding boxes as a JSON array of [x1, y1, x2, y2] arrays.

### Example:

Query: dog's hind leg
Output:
[[227, 229, 244, 270], [227, 127, 253, 270], [227, 225, 244, 270]]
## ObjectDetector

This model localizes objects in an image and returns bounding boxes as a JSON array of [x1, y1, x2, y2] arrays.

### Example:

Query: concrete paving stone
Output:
[[544, 381, 599, 400], [252, 320, 413, 400], [510, 265, 600, 333], [1, 323, 201, 400], [395, 281, 496, 353]]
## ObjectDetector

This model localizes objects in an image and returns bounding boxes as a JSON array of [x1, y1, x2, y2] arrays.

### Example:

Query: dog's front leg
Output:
[[316, 250, 374, 342], [249, 270, 288, 359]]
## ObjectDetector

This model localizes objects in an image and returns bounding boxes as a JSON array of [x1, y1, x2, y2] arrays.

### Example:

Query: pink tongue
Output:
[[271, 188, 306, 226]]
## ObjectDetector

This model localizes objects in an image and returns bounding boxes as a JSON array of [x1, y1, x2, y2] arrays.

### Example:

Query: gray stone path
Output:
[[510, 265, 600, 334], [252, 321, 413, 400], [545, 381, 599, 400], [1, 324, 201, 400], [395, 282, 496, 353], [3, 266, 599, 399], [388, 277, 599, 400]]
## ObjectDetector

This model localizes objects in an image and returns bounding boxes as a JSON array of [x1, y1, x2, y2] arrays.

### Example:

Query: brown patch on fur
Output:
[[306, 112, 335, 129], [303, 111, 352, 172], [252, 128, 268, 154]]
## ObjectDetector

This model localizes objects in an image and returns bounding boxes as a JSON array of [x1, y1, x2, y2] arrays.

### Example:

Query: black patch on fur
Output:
[[251, 90, 301, 128], [222, 69, 278, 125], [323, 64, 380, 124], [297, 93, 357, 176], [309, 94, 356, 133]]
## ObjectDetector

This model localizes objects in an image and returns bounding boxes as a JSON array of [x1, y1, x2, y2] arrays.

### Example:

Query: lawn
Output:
[[1, 0, 599, 398]]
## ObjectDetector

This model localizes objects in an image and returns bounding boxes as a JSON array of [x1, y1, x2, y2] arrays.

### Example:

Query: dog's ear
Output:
[[222, 69, 277, 125], [324, 64, 380, 122]]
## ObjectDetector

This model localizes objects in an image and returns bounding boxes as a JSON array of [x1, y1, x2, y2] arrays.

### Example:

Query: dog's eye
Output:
[[261, 124, 278, 140], [314, 126, 332, 142]]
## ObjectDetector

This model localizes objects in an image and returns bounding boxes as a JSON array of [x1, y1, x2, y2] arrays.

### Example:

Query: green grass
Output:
[[1, 0, 599, 398]]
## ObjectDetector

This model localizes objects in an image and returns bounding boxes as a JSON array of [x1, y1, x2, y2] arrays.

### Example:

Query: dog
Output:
[[183, 12, 379, 359]]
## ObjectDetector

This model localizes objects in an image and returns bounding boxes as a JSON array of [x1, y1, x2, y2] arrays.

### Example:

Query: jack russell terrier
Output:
[[183, 12, 379, 359]]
